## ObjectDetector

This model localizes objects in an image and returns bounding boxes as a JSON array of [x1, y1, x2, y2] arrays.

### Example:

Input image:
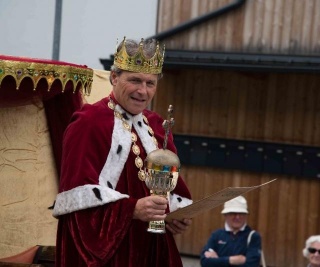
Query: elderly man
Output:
[[200, 196, 262, 267], [52, 37, 193, 267], [302, 235, 320, 267]]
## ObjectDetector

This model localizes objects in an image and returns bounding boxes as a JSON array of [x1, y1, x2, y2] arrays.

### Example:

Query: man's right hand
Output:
[[229, 255, 246, 265], [133, 195, 168, 221], [204, 249, 218, 258]]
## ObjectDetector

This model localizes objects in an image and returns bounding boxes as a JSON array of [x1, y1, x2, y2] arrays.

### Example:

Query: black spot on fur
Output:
[[177, 197, 182, 202], [138, 121, 142, 127], [92, 188, 102, 201], [107, 181, 113, 189], [117, 145, 122, 154], [48, 201, 55, 210], [148, 130, 152, 137], [122, 112, 129, 120]]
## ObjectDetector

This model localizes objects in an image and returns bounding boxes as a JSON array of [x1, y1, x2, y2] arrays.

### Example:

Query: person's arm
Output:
[[56, 104, 140, 265], [200, 233, 230, 267], [133, 195, 168, 221], [165, 218, 192, 234], [201, 250, 231, 266], [245, 232, 262, 267], [201, 250, 245, 267]]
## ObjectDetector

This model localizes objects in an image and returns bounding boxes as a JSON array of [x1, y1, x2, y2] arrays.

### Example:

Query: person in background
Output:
[[302, 235, 320, 267], [200, 196, 262, 267], [52, 37, 193, 267]]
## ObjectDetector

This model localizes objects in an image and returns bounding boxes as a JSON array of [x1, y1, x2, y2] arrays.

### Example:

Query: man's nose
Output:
[[137, 83, 148, 93]]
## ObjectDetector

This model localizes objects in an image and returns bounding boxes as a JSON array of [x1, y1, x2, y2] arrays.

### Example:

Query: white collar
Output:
[[225, 222, 247, 233]]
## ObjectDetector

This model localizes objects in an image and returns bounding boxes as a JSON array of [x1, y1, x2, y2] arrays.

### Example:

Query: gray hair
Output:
[[109, 38, 163, 84], [302, 235, 320, 258]]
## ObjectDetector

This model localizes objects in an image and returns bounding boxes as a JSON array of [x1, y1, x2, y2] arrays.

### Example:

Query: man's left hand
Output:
[[166, 218, 192, 235]]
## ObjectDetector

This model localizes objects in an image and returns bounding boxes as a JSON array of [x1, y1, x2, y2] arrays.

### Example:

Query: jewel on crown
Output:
[[113, 37, 165, 75]]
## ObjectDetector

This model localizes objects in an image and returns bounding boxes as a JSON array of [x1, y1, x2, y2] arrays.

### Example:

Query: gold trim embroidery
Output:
[[0, 58, 93, 95]]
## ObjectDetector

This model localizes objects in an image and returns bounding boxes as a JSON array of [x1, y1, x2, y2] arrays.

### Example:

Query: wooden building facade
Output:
[[154, 1, 320, 267]]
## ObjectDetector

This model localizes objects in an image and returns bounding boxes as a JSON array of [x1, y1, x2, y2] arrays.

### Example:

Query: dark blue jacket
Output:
[[200, 225, 261, 267]]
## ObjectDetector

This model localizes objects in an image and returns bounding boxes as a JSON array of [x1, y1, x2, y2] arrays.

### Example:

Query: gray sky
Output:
[[0, 0, 158, 69]]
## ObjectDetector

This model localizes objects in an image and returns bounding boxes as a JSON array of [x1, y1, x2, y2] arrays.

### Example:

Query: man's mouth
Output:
[[131, 97, 145, 102]]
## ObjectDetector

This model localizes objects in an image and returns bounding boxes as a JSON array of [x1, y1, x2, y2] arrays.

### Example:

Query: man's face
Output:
[[308, 241, 320, 265], [224, 213, 247, 232], [111, 70, 158, 115]]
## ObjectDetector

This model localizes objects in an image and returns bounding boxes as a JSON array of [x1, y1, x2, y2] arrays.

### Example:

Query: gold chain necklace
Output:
[[107, 98, 158, 181]]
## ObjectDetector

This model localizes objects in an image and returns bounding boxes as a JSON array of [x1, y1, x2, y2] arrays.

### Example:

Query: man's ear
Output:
[[110, 71, 118, 86]]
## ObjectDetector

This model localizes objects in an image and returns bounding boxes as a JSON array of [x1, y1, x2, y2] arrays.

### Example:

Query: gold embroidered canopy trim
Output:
[[0, 55, 93, 95]]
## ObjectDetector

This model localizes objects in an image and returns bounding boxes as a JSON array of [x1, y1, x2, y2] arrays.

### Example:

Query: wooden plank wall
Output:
[[155, 70, 320, 145], [152, 69, 320, 267], [154, 0, 320, 266], [157, 0, 320, 54]]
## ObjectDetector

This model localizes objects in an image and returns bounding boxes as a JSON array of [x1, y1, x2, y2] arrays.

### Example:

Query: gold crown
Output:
[[113, 37, 165, 74]]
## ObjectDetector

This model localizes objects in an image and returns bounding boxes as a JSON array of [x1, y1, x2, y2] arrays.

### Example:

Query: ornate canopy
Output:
[[0, 55, 93, 106]]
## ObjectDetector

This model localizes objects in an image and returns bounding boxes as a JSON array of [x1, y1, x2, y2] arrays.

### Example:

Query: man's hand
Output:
[[165, 218, 192, 235], [204, 249, 218, 258], [133, 196, 168, 221], [229, 255, 246, 265]]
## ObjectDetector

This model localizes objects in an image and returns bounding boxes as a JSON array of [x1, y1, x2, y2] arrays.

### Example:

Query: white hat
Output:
[[221, 196, 248, 214]]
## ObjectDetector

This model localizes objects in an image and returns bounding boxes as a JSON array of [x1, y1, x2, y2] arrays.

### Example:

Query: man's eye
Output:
[[147, 82, 155, 87]]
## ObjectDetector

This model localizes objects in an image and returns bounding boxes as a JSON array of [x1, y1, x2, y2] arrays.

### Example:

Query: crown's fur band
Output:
[[113, 37, 165, 74]]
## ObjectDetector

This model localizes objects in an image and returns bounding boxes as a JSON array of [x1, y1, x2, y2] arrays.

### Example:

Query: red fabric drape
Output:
[[43, 87, 83, 175]]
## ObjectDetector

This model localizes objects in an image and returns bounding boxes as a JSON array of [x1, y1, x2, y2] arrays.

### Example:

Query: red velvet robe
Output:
[[54, 95, 192, 267]]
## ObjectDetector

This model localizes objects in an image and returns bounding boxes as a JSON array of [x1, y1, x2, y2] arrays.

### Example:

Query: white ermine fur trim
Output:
[[132, 114, 157, 154], [169, 193, 193, 212], [53, 184, 129, 217], [99, 111, 132, 188]]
